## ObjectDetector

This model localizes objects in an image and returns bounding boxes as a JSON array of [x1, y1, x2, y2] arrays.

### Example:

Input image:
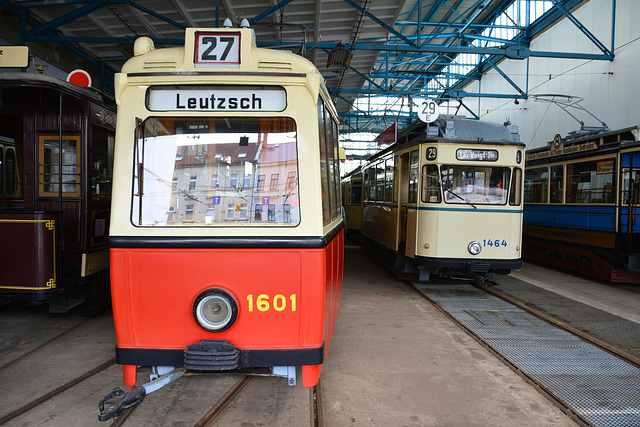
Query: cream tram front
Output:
[[360, 117, 524, 281], [102, 26, 343, 419]]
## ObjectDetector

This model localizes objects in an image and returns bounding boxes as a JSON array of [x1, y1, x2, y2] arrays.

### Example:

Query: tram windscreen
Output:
[[441, 165, 511, 205], [132, 117, 300, 227]]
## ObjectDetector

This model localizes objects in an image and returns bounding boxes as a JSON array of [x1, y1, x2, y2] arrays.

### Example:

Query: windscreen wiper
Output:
[[445, 189, 477, 209]]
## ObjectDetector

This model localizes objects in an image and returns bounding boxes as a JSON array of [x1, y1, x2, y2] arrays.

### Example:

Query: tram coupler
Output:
[[98, 367, 186, 421]]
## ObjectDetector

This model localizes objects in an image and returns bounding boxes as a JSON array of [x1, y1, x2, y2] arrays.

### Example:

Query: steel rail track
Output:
[[414, 282, 592, 427], [0, 358, 116, 425], [110, 406, 137, 427], [481, 281, 640, 369], [109, 373, 325, 427], [193, 375, 252, 427], [0, 317, 93, 372], [311, 378, 325, 427], [190, 375, 325, 427], [413, 278, 640, 427]]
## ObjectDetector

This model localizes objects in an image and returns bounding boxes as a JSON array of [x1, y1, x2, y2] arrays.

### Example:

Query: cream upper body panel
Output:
[[109, 28, 340, 239]]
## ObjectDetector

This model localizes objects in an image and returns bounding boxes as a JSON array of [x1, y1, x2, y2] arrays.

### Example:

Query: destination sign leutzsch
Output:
[[147, 86, 286, 112]]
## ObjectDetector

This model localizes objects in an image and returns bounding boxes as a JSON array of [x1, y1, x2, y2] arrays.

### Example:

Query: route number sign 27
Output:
[[418, 100, 440, 123], [195, 32, 240, 68]]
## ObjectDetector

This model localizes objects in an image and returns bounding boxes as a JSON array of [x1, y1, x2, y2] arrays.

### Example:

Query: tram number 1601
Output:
[[247, 293, 297, 313]]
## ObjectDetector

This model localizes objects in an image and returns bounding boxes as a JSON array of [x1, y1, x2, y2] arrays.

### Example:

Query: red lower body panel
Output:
[[110, 231, 343, 388]]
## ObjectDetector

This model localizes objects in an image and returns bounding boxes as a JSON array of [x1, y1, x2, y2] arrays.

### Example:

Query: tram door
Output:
[[398, 152, 409, 253], [399, 150, 419, 258], [620, 151, 640, 252]]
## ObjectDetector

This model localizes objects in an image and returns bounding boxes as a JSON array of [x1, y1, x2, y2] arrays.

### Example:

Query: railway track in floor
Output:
[[0, 316, 94, 372], [3, 361, 324, 426], [0, 358, 116, 425], [0, 308, 117, 425], [107, 375, 325, 427], [1, 304, 324, 426], [412, 280, 640, 427]]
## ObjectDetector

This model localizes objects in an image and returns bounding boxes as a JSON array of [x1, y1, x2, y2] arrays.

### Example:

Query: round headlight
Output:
[[468, 241, 482, 255], [193, 289, 238, 332]]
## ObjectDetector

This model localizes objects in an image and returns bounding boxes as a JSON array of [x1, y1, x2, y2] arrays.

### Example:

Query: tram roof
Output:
[[0, 72, 113, 105], [361, 116, 523, 163], [0, 1, 597, 136], [525, 125, 640, 165]]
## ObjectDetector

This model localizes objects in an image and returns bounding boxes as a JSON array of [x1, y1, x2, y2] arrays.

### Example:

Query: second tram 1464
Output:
[[342, 117, 524, 282], [523, 126, 640, 283], [99, 25, 343, 420]]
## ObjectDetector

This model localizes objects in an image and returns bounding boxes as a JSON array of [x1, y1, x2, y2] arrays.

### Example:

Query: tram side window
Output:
[[0, 139, 22, 199], [330, 117, 341, 219], [318, 102, 331, 224], [90, 126, 115, 200], [362, 169, 368, 202], [318, 97, 341, 223], [622, 169, 639, 205], [326, 111, 338, 219], [393, 155, 399, 203], [550, 165, 564, 203], [421, 164, 441, 203], [132, 117, 300, 227], [341, 182, 348, 205], [408, 150, 419, 203], [384, 157, 394, 203], [565, 158, 615, 204], [509, 168, 522, 206], [351, 179, 362, 205], [367, 167, 376, 201], [38, 135, 81, 197], [375, 163, 385, 201], [524, 167, 548, 203]]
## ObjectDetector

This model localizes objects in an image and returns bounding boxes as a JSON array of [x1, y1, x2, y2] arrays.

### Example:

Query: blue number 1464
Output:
[[484, 239, 507, 247]]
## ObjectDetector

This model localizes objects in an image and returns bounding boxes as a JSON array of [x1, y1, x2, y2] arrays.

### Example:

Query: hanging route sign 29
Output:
[[418, 100, 440, 123]]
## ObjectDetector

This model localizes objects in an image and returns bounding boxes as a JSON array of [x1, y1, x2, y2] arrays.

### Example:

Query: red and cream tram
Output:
[[106, 26, 343, 407]]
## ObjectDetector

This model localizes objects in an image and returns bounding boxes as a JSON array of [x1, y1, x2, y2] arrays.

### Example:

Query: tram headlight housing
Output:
[[193, 289, 238, 332], [468, 241, 482, 255]]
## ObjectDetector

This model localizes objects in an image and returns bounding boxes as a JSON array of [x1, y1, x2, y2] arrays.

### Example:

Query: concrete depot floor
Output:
[[5, 242, 639, 425], [319, 244, 576, 426]]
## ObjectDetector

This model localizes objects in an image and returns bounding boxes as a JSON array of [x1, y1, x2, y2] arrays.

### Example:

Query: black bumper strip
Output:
[[415, 256, 521, 271], [115, 345, 325, 368], [109, 236, 326, 249]]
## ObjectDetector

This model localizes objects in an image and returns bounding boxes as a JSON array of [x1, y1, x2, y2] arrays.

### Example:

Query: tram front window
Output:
[[132, 117, 300, 227], [441, 165, 511, 205]]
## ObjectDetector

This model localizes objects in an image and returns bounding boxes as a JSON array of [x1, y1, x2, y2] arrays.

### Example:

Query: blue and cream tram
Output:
[[523, 126, 640, 283]]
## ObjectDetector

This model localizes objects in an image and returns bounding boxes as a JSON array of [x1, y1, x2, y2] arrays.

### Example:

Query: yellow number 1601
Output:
[[246, 294, 297, 312]]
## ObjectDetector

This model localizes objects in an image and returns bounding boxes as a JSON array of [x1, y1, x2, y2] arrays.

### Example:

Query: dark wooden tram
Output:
[[0, 73, 116, 311], [523, 126, 640, 283]]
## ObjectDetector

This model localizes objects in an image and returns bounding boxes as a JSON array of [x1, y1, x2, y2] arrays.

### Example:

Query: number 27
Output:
[[201, 36, 235, 61]]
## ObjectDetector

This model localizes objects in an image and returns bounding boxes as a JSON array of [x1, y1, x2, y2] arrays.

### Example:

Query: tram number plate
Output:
[[484, 239, 507, 248], [247, 294, 297, 313], [195, 32, 240, 68]]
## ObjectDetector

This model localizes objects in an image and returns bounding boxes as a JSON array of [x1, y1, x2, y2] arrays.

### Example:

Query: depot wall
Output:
[[447, 0, 639, 150]]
